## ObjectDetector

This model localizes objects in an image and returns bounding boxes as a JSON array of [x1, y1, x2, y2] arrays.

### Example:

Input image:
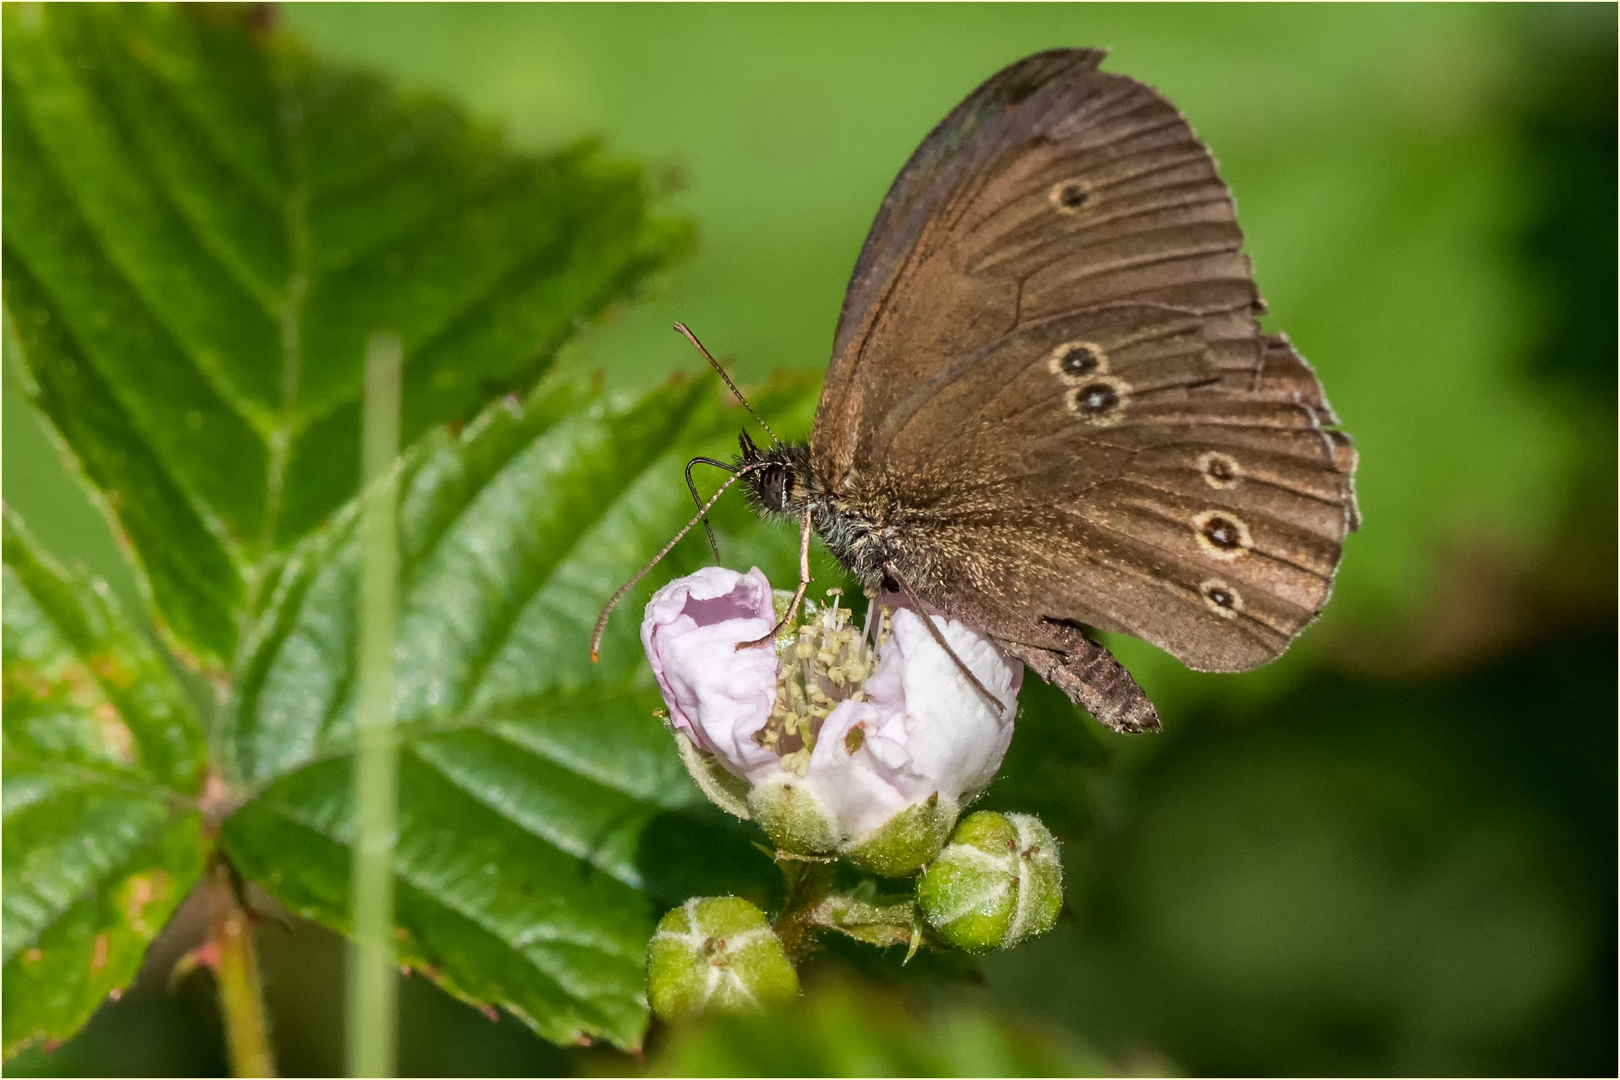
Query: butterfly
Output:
[[601, 49, 1359, 734]]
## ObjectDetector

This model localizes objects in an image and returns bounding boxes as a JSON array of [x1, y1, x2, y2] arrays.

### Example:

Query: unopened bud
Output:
[[916, 812, 1063, 952], [646, 897, 798, 1020]]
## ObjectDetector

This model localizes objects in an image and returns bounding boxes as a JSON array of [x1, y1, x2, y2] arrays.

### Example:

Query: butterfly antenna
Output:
[[590, 461, 767, 662], [674, 322, 780, 446]]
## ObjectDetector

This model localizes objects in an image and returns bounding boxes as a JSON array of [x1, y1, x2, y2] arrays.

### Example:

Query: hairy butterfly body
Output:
[[739, 49, 1357, 733]]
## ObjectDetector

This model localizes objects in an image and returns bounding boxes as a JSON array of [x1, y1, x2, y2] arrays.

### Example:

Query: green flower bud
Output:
[[646, 897, 799, 1020], [916, 812, 1063, 952]]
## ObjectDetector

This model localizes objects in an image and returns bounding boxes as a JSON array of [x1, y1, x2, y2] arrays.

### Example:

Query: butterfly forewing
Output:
[[813, 49, 1357, 677]]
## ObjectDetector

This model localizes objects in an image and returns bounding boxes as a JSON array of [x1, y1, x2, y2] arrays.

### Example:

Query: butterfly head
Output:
[[737, 431, 812, 520]]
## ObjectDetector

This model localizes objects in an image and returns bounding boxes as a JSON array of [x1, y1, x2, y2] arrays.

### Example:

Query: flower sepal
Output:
[[842, 791, 959, 877], [672, 730, 752, 821], [813, 879, 921, 952], [747, 772, 837, 855]]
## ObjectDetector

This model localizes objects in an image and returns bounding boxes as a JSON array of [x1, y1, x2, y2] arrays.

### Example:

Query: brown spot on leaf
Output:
[[94, 704, 136, 766], [89, 653, 135, 688], [124, 871, 170, 936], [90, 933, 110, 975], [60, 662, 100, 710]]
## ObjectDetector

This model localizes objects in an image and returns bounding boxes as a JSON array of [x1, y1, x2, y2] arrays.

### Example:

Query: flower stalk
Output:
[[766, 859, 839, 963], [206, 862, 276, 1078]]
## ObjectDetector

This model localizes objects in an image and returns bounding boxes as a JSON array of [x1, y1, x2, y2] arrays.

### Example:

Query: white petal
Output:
[[800, 608, 1022, 841], [804, 699, 912, 840], [641, 567, 778, 780], [883, 609, 1018, 800]]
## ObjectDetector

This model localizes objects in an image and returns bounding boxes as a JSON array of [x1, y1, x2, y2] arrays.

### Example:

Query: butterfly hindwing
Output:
[[813, 49, 1357, 680]]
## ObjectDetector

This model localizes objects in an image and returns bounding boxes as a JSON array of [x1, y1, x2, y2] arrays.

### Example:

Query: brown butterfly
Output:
[[602, 49, 1359, 734]]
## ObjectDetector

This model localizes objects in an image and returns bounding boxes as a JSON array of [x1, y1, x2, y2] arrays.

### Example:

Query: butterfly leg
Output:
[[685, 456, 734, 562], [883, 565, 1004, 714], [737, 509, 814, 650], [997, 629, 1160, 734]]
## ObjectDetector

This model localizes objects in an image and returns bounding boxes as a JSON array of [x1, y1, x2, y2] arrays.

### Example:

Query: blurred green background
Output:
[[6, 3, 1613, 1076]]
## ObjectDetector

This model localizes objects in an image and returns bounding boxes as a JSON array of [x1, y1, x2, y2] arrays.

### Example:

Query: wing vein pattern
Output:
[[812, 48, 1357, 701]]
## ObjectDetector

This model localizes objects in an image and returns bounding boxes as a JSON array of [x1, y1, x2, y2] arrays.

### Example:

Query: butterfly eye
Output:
[[1199, 578, 1244, 618], [1049, 180, 1090, 214], [1048, 341, 1107, 383]]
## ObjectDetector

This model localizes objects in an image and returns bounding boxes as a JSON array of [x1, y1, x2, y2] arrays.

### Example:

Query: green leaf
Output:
[[221, 372, 843, 1049], [650, 973, 1113, 1076], [1, 509, 209, 1058], [1, 3, 692, 664]]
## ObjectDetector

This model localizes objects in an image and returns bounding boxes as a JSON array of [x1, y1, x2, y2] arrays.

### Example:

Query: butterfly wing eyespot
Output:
[[1048, 179, 1091, 214], [1199, 579, 1244, 618], [1048, 341, 1108, 383], [1196, 450, 1242, 489], [1192, 510, 1252, 560], [1065, 376, 1132, 426]]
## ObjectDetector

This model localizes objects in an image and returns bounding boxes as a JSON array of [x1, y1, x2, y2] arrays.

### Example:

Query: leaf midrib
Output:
[[451, 392, 712, 712], [252, 54, 312, 602]]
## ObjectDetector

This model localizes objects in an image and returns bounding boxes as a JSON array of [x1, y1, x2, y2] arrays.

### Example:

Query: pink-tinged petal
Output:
[[641, 567, 778, 780], [806, 699, 912, 839], [804, 608, 1022, 843], [646, 570, 1023, 847]]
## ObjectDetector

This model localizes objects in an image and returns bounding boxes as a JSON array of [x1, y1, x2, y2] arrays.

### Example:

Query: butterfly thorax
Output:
[[736, 432, 893, 589]]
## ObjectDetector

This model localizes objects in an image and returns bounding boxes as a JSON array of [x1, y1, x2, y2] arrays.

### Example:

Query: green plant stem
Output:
[[769, 860, 837, 963], [207, 864, 276, 1078], [347, 332, 402, 1077]]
